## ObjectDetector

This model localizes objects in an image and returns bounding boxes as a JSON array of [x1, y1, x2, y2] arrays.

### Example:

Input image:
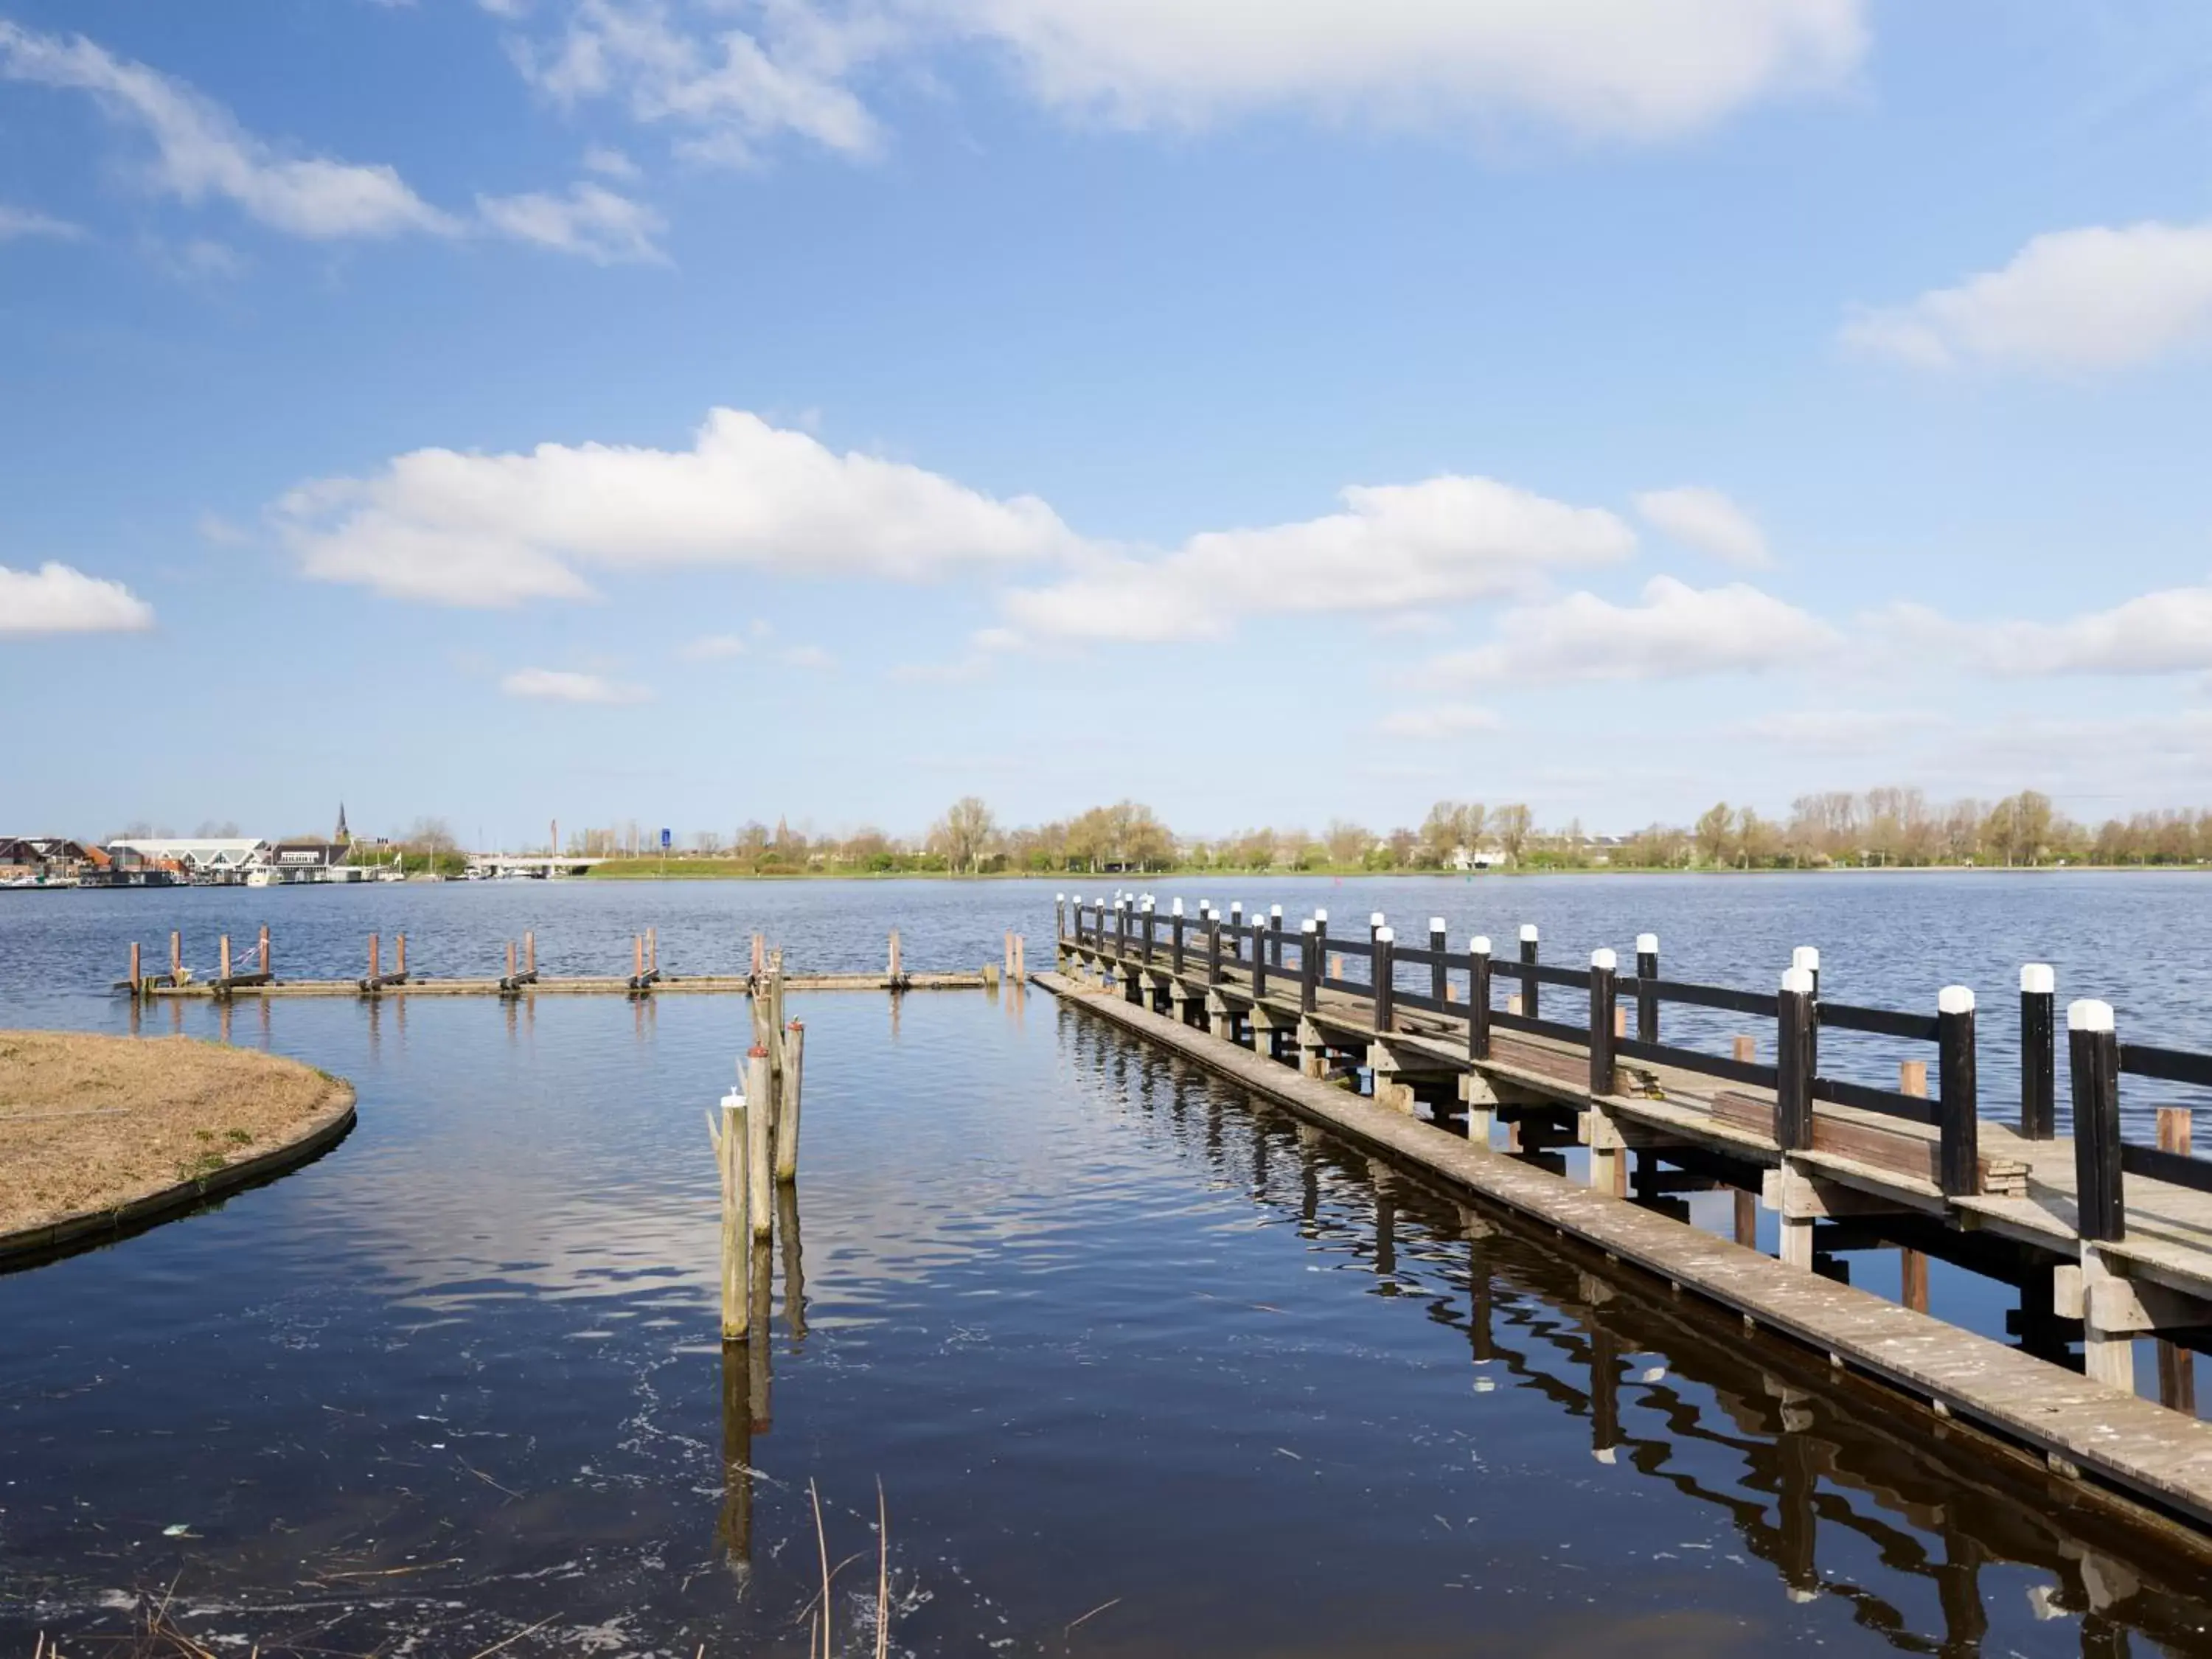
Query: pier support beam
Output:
[[1582, 1106, 1628, 1197], [1461, 1071, 1498, 1146], [1296, 1017, 1329, 1080]]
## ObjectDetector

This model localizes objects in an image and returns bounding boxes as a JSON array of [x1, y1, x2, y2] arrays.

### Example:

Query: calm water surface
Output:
[[5, 876, 2212, 1655]]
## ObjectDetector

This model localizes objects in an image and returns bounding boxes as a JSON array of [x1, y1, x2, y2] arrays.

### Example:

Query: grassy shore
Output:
[[581, 860, 2207, 881], [0, 1033, 352, 1243]]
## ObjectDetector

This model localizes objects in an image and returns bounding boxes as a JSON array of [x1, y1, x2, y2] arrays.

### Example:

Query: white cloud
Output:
[[1730, 708, 1938, 753], [500, 667, 653, 703], [1843, 220, 2212, 373], [1427, 575, 1837, 684], [780, 643, 835, 669], [1633, 485, 1770, 568], [1377, 703, 1503, 740], [933, 0, 1867, 141], [0, 561, 156, 635], [581, 142, 641, 178], [1002, 475, 1634, 642], [278, 407, 1081, 606], [0, 203, 83, 240], [0, 21, 459, 239], [476, 180, 666, 263], [1882, 586, 2212, 676], [679, 631, 748, 660], [515, 0, 886, 164]]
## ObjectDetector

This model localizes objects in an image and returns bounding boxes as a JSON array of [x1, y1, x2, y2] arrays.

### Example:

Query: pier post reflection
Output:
[[749, 1237, 773, 1433], [777, 1185, 807, 1341], [717, 1338, 754, 1573]]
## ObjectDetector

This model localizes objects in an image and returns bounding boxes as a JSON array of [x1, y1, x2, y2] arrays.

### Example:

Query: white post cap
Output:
[[1270, 903, 1282, 917], [1635, 933, 1658, 954], [1520, 923, 1540, 942], [1792, 945, 1820, 973], [1056, 892, 1065, 902], [1471, 934, 1492, 954], [1429, 917, 1447, 932], [1377, 926, 1395, 943], [2068, 998, 2115, 1033], [1591, 947, 1618, 970], [1141, 897, 1155, 911], [1198, 900, 1211, 913], [1313, 907, 1329, 922], [1780, 966, 1814, 995], [1301, 918, 1318, 933], [722, 1088, 746, 1110], [1231, 901, 1243, 913], [1171, 897, 1183, 916], [2022, 963, 2054, 995], [1937, 985, 1975, 1015], [1371, 911, 1386, 927]]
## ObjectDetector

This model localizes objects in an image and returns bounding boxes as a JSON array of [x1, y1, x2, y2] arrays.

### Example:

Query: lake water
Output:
[[5, 874, 2212, 1656]]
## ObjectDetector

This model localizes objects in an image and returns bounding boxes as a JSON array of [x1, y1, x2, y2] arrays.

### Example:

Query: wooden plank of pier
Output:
[[145, 970, 989, 998], [1037, 967, 2212, 1535]]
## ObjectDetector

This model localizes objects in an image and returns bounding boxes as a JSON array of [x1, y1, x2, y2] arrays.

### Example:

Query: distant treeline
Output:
[[556, 789, 2212, 875]]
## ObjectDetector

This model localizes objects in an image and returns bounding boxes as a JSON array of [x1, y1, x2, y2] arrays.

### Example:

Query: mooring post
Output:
[[1252, 911, 1269, 998], [1937, 987, 1978, 1197], [2020, 964, 2056, 1140], [775, 1021, 804, 1181], [219, 934, 232, 986], [1369, 911, 1385, 951], [396, 933, 407, 980], [1269, 905, 1284, 970], [1897, 1060, 1932, 1311], [129, 941, 142, 995], [1299, 918, 1320, 1013], [259, 925, 271, 977], [2070, 1000, 2124, 1242], [753, 932, 767, 979], [2157, 1109, 2197, 1411], [745, 1044, 773, 1238], [1054, 892, 1065, 950], [170, 930, 182, 982], [1427, 917, 1447, 1005], [1793, 945, 1820, 1075], [1469, 936, 1492, 1060], [1015, 933, 1026, 979], [1312, 908, 1328, 985], [524, 931, 535, 977], [1139, 897, 1155, 964], [1371, 928, 1396, 1033], [1519, 925, 1540, 1021], [1775, 964, 1818, 1269], [1171, 898, 1186, 975], [368, 933, 380, 987], [717, 1079, 748, 1340], [649, 926, 658, 976], [1229, 902, 1244, 967], [634, 934, 645, 984], [507, 941, 517, 984], [1589, 949, 1617, 1097], [1206, 907, 1222, 985], [1635, 933, 1658, 1045], [888, 928, 902, 987]]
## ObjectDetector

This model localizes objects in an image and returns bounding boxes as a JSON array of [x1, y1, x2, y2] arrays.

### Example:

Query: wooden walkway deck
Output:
[[1037, 965, 2212, 1541], [142, 970, 990, 998]]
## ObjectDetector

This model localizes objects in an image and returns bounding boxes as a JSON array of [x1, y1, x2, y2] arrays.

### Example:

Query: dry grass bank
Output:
[[0, 1032, 353, 1242]]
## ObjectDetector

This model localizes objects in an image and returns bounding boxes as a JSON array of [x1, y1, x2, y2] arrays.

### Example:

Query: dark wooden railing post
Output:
[[1519, 925, 1540, 1020], [1776, 966, 1815, 1152], [1429, 917, 1447, 1005], [1635, 932, 1658, 1045], [1589, 948, 1617, 1097], [1115, 897, 1127, 956], [1229, 902, 1245, 966], [1370, 911, 1385, 947], [1793, 945, 1820, 1076], [1372, 928, 1396, 1034], [1140, 897, 1155, 964], [1171, 899, 1186, 975], [2070, 999, 2124, 1242], [2020, 963, 2056, 1141], [1469, 935, 1492, 1060], [1300, 919, 1319, 1013], [1312, 909, 1329, 983], [1055, 892, 1065, 945], [1206, 908, 1222, 986], [1937, 986, 1978, 1197], [1252, 910, 1270, 998], [1269, 905, 1284, 970]]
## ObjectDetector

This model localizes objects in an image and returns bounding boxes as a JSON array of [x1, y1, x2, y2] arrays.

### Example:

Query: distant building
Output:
[[108, 838, 270, 874]]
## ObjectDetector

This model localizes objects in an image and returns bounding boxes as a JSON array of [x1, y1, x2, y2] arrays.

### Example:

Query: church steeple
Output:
[[335, 802, 350, 844]]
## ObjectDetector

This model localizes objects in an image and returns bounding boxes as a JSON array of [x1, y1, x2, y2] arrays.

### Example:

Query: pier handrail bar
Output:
[[2117, 1041, 2212, 1091]]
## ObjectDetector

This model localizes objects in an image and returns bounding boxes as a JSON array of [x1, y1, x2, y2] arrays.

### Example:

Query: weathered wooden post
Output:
[[2157, 1109, 2197, 1411], [2020, 964, 2056, 1140], [775, 1021, 804, 1181], [1635, 933, 1658, 1045], [1468, 936, 1492, 1061], [745, 1044, 773, 1238], [717, 1077, 749, 1340], [649, 926, 658, 975], [369, 933, 381, 985], [1014, 933, 1025, 979], [1371, 927, 1396, 1033], [888, 928, 902, 985], [1937, 987, 1978, 1198], [507, 941, 518, 984], [1171, 898, 1186, 975], [1896, 1060, 1932, 1311], [258, 925, 271, 977], [753, 933, 767, 979], [1588, 949, 1617, 1097], [1054, 892, 1065, 951], [634, 934, 645, 982], [2070, 1000, 2124, 1242], [129, 941, 142, 995], [1299, 918, 1319, 1013], [1519, 925, 1540, 1020], [219, 934, 232, 985], [396, 933, 407, 980], [170, 930, 182, 982], [525, 931, 536, 977]]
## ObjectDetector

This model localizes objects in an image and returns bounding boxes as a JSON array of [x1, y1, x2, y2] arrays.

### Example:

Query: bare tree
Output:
[[933, 796, 996, 875]]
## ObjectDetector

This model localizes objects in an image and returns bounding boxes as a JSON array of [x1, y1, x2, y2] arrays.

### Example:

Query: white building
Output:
[[108, 838, 271, 873]]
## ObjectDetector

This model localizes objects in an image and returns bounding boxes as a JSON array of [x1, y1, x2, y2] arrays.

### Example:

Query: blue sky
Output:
[[4, 1, 2212, 846]]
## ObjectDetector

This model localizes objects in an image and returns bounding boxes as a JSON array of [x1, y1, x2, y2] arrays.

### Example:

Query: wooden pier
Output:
[[119, 926, 1012, 1000], [1049, 894, 2212, 1538]]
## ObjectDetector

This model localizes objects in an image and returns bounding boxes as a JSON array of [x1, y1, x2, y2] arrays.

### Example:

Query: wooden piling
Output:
[[649, 926, 658, 975], [775, 1021, 804, 1181], [525, 931, 536, 976], [1635, 933, 1659, 1046], [1899, 1060, 1931, 1312], [717, 1082, 748, 1340], [1014, 933, 1026, 979], [1299, 919, 1320, 1014], [753, 933, 766, 978], [1588, 949, 1617, 1097], [220, 935, 232, 984], [369, 933, 380, 984], [1519, 925, 1540, 1021], [1468, 936, 1492, 1060], [2021, 964, 2056, 1140], [1371, 928, 1396, 1034], [129, 941, 142, 995], [1429, 917, 1448, 1006], [1937, 987, 1978, 1197], [745, 1045, 773, 1238], [888, 929, 902, 985], [258, 925, 271, 977], [2070, 1000, 2124, 1242], [2156, 1104, 2197, 1411], [396, 933, 407, 978], [507, 941, 518, 981], [1732, 1034, 1756, 1065], [170, 931, 181, 981]]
